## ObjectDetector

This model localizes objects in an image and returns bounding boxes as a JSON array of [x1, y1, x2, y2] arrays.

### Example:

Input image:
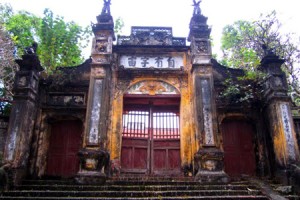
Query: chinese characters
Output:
[[120, 55, 182, 69], [280, 103, 296, 160]]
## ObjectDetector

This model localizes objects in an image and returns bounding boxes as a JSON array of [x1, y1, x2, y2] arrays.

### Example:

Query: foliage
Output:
[[0, 22, 17, 103], [220, 11, 300, 105], [221, 20, 260, 70], [0, 4, 92, 74], [3, 10, 41, 57], [0, 3, 92, 107], [219, 72, 266, 105], [114, 17, 124, 36], [38, 9, 91, 73]]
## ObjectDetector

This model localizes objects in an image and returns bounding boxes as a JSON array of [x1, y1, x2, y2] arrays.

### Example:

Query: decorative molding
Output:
[[117, 26, 186, 46], [47, 93, 85, 106], [126, 80, 179, 95]]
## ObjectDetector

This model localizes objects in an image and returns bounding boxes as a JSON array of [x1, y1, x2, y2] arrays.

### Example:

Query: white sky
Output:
[[1, 0, 300, 59]]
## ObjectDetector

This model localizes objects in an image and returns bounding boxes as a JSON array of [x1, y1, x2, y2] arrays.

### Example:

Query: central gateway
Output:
[[121, 96, 181, 175]]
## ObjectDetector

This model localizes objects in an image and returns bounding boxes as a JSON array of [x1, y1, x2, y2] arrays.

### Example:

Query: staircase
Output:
[[0, 176, 296, 200]]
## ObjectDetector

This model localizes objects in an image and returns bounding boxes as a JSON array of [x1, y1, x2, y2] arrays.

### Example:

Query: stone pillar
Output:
[[260, 51, 300, 181], [75, 2, 115, 184], [188, 4, 229, 183], [3, 52, 43, 185]]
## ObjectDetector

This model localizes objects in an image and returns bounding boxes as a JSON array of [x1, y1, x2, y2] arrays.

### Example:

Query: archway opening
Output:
[[121, 95, 181, 175]]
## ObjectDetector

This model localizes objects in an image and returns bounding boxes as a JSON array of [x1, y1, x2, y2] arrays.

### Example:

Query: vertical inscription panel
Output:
[[195, 77, 215, 145], [280, 103, 296, 160], [87, 79, 103, 145]]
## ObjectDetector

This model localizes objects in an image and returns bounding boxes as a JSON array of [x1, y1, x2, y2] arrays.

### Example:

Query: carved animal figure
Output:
[[193, 0, 202, 15], [24, 42, 38, 55], [101, 0, 111, 14]]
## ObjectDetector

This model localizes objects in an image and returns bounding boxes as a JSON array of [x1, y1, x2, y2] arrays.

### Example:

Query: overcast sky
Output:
[[1, 0, 299, 59]]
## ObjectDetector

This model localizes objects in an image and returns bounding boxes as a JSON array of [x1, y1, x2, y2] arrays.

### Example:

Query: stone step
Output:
[[1, 178, 281, 200], [0, 195, 270, 200], [21, 179, 251, 186], [284, 195, 300, 200], [17, 184, 258, 191], [2, 189, 263, 198]]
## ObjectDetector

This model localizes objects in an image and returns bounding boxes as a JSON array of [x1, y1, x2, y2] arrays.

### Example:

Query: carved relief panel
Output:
[[126, 80, 180, 95], [93, 33, 112, 54], [91, 32, 113, 64]]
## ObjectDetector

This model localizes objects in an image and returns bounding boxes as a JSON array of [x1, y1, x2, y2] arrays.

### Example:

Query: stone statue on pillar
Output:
[[193, 0, 202, 15], [101, 0, 111, 15]]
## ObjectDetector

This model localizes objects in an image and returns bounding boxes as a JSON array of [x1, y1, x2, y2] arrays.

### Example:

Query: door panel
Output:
[[168, 148, 181, 168], [120, 146, 133, 169], [121, 142, 148, 171], [46, 120, 82, 178], [152, 110, 180, 174], [221, 120, 256, 177], [152, 140, 180, 174], [133, 147, 148, 169], [153, 149, 166, 169], [121, 138, 148, 170], [121, 99, 181, 175], [121, 110, 149, 173]]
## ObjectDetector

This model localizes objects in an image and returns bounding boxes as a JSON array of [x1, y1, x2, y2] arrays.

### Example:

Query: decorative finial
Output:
[[101, 0, 111, 15], [24, 41, 38, 55], [262, 44, 275, 56], [193, 0, 202, 15]]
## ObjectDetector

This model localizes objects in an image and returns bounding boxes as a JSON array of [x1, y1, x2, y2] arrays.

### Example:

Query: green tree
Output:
[[114, 17, 124, 36], [220, 11, 300, 104], [0, 23, 16, 104], [3, 10, 40, 56], [0, 3, 92, 111], [38, 9, 91, 73], [0, 4, 92, 73]]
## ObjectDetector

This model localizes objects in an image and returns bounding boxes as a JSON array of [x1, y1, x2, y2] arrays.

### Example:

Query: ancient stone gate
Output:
[[2, 0, 299, 185]]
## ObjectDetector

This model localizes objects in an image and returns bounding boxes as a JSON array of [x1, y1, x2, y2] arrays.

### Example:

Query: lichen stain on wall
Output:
[[273, 120, 288, 167], [180, 86, 193, 166], [109, 95, 123, 160]]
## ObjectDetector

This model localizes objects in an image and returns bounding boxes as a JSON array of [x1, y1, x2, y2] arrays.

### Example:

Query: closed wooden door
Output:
[[221, 120, 256, 177], [152, 109, 181, 175], [46, 120, 82, 177], [121, 99, 180, 175]]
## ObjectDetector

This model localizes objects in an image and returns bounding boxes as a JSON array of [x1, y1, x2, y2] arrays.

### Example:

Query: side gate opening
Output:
[[221, 119, 256, 177], [46, 120, 82, 178]]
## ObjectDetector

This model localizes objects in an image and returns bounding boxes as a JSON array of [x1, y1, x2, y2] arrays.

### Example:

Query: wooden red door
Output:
[[121, 100, 181, 175], [221, 120, 256, 177], [121, 109, 149, 173], [152, 109, 180, 175], [46, 120, 82, 178]]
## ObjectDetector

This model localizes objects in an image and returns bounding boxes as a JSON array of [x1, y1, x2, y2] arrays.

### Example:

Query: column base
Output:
[[194, 146, 230, 183], [74, 148, 110, 185], [195, 170, 230, 183], [74, 171, 106, 185]]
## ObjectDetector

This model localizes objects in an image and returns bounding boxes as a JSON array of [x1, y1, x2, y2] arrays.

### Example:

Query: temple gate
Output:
[[2, 0, 299, 187]]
